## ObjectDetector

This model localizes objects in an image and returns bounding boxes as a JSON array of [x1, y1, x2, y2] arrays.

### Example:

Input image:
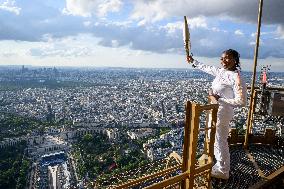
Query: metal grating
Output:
[[249, 144, 284, 177], [212, 144, 284, 189]]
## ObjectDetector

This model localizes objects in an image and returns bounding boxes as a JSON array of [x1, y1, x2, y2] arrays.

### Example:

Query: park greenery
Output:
[[72, 132, 149, 183], [0, 113, 50, 140], [0, 113, 40, 140], [0, 141, 30, 189], [0, 111, 72, 141]]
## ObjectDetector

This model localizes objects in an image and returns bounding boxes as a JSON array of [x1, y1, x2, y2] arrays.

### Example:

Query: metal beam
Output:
[[244, 0, 264, 149]]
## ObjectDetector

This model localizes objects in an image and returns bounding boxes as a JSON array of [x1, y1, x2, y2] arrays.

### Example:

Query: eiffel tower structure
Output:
[[94, 95, 284, 189], [93, 0, 284, 188]]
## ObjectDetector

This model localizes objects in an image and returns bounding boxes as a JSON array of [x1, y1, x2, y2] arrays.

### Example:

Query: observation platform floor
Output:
[[212, 144, 284, 189]]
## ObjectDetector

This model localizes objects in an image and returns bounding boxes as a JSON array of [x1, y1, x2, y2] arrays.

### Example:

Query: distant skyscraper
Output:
[[161, 100, 166, 118], [47, 103, 55, 122]]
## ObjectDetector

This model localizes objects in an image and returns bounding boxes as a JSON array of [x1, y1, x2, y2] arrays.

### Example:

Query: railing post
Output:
[[181, 102, 200, 189], [245, 89, 258, 147], [181, 101, 192, 189]]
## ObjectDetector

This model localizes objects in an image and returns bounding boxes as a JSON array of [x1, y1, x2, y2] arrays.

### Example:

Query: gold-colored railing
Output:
[[243, 86, 284, 147], [111, 101, 218, 189]]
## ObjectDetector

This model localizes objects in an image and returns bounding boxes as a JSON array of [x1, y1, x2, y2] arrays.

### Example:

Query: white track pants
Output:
[[211, 106, 234, 174]]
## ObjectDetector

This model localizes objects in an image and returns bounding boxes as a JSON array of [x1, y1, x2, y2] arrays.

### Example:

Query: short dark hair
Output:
[[223, 49, 240, 70]]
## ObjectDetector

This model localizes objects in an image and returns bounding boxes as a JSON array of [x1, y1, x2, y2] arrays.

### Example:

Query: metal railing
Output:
[[110, 101, 218, 189]]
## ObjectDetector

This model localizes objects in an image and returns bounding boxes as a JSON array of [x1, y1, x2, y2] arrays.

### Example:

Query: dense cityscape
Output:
[[0, 65, 283, 189]]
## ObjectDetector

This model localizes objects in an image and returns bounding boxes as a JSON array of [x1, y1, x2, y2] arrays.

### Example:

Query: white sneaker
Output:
[[211, 168, 229, 180]]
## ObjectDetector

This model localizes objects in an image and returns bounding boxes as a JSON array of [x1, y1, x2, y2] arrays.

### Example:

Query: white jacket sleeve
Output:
[[192, 60, 220, 77], [218, 72, 247, 107]]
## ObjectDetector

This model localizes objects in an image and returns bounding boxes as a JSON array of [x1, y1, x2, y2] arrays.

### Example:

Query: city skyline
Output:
[[0, 0, 284, 71]]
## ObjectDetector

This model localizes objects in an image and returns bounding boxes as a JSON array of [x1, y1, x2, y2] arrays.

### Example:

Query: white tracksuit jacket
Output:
[[193, 60, 247, 175]]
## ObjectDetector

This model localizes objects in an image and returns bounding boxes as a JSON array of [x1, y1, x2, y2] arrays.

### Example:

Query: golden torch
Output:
[[183, 16, 191, 58]]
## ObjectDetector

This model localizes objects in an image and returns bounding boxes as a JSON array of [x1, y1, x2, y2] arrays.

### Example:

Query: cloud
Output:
[[161, 17, 207, 33], [130, 0, 284, 26], [0, 0, 21, 15], [62, 0, 122, 17], [28, 34, 95, 58], [97, 0, 122, 17], [1, 52, 17, 57], [130, 0, 174, 25], [91, 21, 184, 54], [160, 22, 183, 36], [83, 21, 92, 27], [276, 25, 284, 39], [235, 30, 244, 35], [188, 17, 208, 29], [126, 0, 284, 59], [0, 0, 283, 61]]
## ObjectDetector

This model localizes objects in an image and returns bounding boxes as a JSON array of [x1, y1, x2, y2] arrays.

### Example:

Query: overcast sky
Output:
[[0, 0, 283, 71]]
